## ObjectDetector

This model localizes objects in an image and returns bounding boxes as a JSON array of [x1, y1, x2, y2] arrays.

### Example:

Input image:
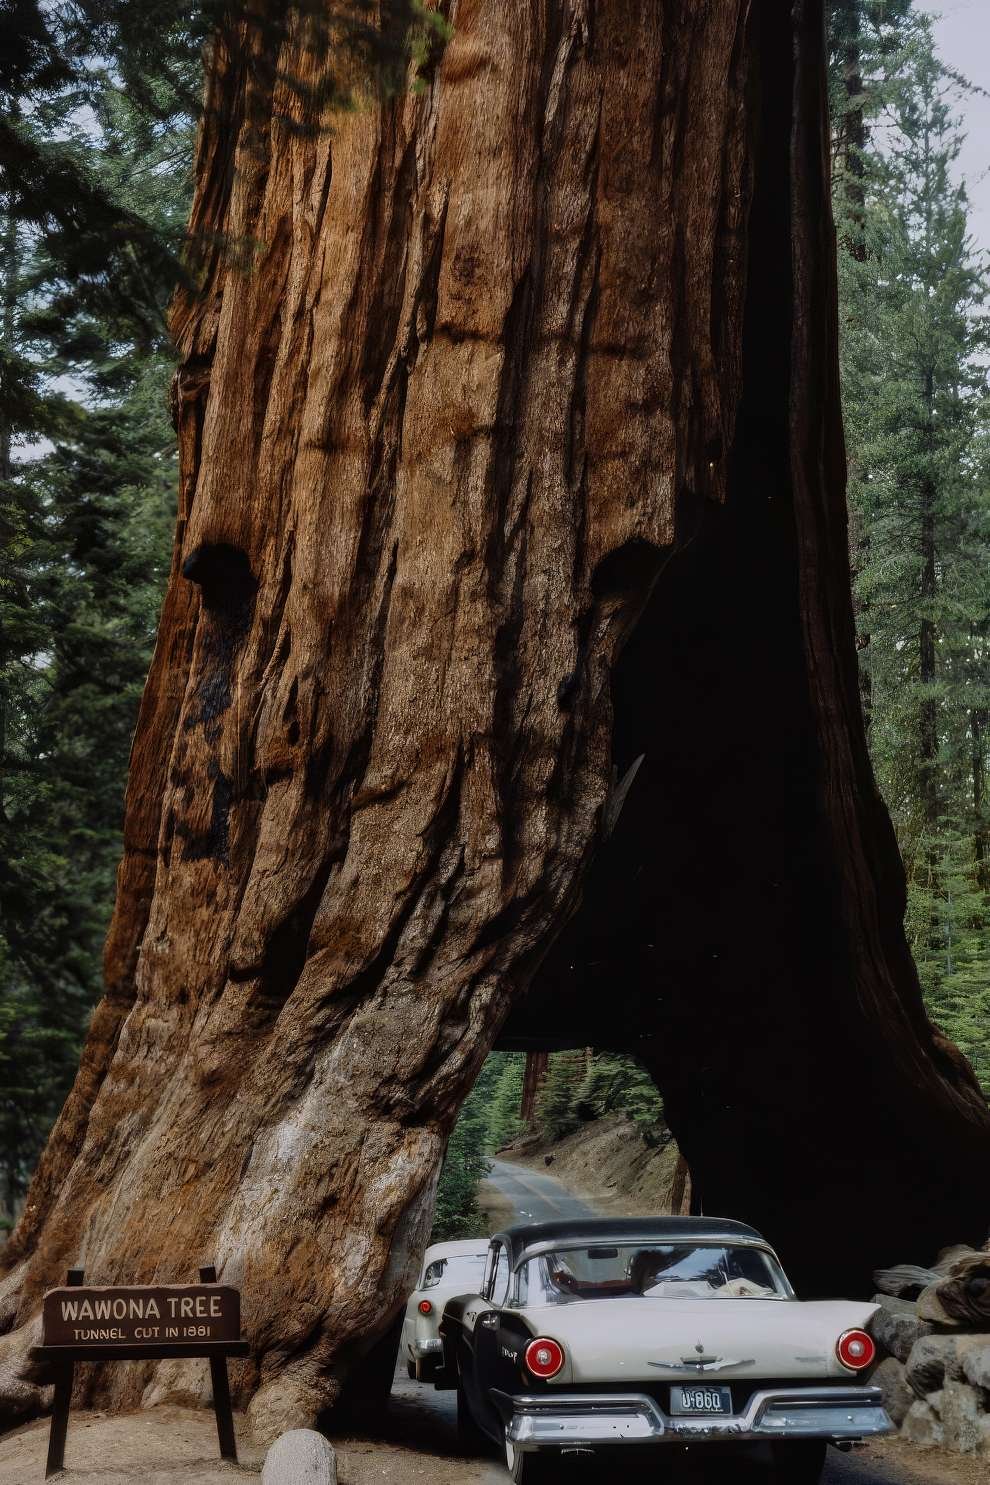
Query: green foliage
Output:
[[484, 1052, 526, 1152], [431, 1058, 499, 1241], [0, 12, 190, 1216], [573, 1053, 667, 1145], [830, 3, 990, 1091], [534, 1051, 588, 1142]]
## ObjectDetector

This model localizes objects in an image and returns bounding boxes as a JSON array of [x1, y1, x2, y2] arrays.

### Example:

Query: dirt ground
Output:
[[2, 1407, 987, 1485], [856, 1438, 989, 1483], [0, 1404, 502, 1484], [0, 1403, 986, 1484]]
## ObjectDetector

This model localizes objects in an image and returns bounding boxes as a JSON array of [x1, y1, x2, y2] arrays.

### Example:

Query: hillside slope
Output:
[[495, 1114, 682, 1218]]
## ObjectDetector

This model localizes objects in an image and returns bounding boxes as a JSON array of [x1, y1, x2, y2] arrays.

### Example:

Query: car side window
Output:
[[487, 1243, 510, 1306]]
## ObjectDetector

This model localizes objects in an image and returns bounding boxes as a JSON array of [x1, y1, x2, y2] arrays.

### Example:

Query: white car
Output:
[[400, 1238, 489, 1381], [432, 1216, 893, 1482]]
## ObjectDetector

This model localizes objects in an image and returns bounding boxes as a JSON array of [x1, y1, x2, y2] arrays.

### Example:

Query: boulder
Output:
[[262, 1430, 337, 1485], [918, 1282, 955, 1326], [916, 1251, 990, 1328], [940, 1380, 984, 1454], [870, 1295, 925, 1363], [905, 1333, 962, 1396], [901, 1399, 944, 1448], [872, 1356, 914, 1426], [956, 1334, 990, 1391]]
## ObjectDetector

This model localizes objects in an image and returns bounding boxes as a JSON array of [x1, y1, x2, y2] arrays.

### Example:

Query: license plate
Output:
[[671, 1385, 732, 1415]]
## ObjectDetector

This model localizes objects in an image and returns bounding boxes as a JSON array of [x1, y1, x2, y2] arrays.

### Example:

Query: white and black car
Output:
[[399, 1238, 490, 1381], [432, 1216, 893, 1482]]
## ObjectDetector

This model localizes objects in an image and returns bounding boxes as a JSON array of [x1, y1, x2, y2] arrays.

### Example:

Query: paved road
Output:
[[386, 1158, 923, 1484], [485, 1158, 599, 1223]]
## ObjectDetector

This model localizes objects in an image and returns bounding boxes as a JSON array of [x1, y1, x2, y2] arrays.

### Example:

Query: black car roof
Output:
[[492, 1216, 767, 1268]]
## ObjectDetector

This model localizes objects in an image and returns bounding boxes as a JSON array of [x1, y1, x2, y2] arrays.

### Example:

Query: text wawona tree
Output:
[[2, 0, 988, 1440]]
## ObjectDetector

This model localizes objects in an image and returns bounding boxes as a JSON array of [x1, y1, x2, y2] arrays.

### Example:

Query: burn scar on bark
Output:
[[182, 543, 258, 732], [176, 543, 258, 858]]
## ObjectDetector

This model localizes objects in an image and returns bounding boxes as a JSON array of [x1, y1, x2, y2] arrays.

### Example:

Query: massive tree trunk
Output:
[[2, 0, 988, 1440]]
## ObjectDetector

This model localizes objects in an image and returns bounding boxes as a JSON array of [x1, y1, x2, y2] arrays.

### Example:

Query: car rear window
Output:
[[520, 1242, 789, 1303]]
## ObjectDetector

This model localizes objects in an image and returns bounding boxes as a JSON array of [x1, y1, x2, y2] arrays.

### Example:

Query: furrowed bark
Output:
[[1, 0, 753, 1435], [2, 0, 988, 1439]]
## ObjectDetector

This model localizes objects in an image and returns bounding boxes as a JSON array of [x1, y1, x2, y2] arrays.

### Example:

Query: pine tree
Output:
[[431, 1057, 497, 1240], [535, 1051, 588, 1143], [575, 1053, 667, 1146], [833, 8, 990, 1090], [0, 38, 190, 1214], [485, 1053, 527, 1151]]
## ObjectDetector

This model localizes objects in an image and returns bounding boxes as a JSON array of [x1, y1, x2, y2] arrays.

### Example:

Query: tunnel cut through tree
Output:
[[1, 0, 989, 1442]]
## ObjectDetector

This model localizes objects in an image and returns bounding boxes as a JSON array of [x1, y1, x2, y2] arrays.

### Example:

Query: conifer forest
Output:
[[1, 0, 988, 1250]]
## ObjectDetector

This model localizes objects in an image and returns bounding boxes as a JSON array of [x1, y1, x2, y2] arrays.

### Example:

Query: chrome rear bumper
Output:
[[502, 1386, 893, 1450]]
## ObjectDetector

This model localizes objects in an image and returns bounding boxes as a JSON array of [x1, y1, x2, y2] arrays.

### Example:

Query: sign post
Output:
[[31, 1264, 248, 1478]]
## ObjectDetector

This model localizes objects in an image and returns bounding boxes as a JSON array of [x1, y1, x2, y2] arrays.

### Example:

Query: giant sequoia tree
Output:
[[2, 0, 989, 1440]]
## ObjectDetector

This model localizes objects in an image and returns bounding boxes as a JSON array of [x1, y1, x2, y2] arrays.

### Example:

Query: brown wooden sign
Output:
[[42, 1282, 239, 1349], [31, 1265, 246, 1479]]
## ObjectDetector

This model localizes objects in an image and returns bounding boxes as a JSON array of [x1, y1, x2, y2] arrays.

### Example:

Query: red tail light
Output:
[[836, 1328, 875, 1371], [524, 1336, 565, 1379], [418, 1299, 433, 1315]]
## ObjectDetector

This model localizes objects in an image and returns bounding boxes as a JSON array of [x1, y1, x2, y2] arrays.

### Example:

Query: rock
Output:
[[902, 1399, 945, 1448], [872, 1356, 915, 1426], [905, 1333, 961, 1396], [870, 1295, 925, 1362], [875, 1264, 942, 1300], [940, 1380, 984, 1454], [918, 1281, 956, 1325], [917, 1251, 990, 1328], [956, 1334, 990, 1390], [936, 1244, 980, 1269], [262, 1430, 337, 1485]]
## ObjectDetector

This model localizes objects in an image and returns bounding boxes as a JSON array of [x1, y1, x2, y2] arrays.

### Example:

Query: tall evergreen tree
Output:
[[485, 1053, 527, 1152], [431, 1056, 498, 1241], [833, 7, 990, 1088], [575, 1053, 667, 1145], [535, 1052, 588, 1143], [0, 46, 191, 1216]]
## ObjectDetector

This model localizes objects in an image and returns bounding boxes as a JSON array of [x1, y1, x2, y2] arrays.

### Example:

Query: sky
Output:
[[931, 2, 990, 259]]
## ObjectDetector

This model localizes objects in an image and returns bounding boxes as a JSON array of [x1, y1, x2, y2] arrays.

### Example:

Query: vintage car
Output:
[[399, 1238, 490, 1381], [434, 1216, 893, 1482]]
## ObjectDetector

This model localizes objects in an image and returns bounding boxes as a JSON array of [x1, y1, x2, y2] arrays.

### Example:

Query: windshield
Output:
[[519, 1242, 789, 1304], [422, 1253, 488, 1290]]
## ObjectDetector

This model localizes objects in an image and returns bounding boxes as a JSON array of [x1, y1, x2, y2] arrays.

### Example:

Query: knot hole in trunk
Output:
[[182, 542, 258, 624]]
